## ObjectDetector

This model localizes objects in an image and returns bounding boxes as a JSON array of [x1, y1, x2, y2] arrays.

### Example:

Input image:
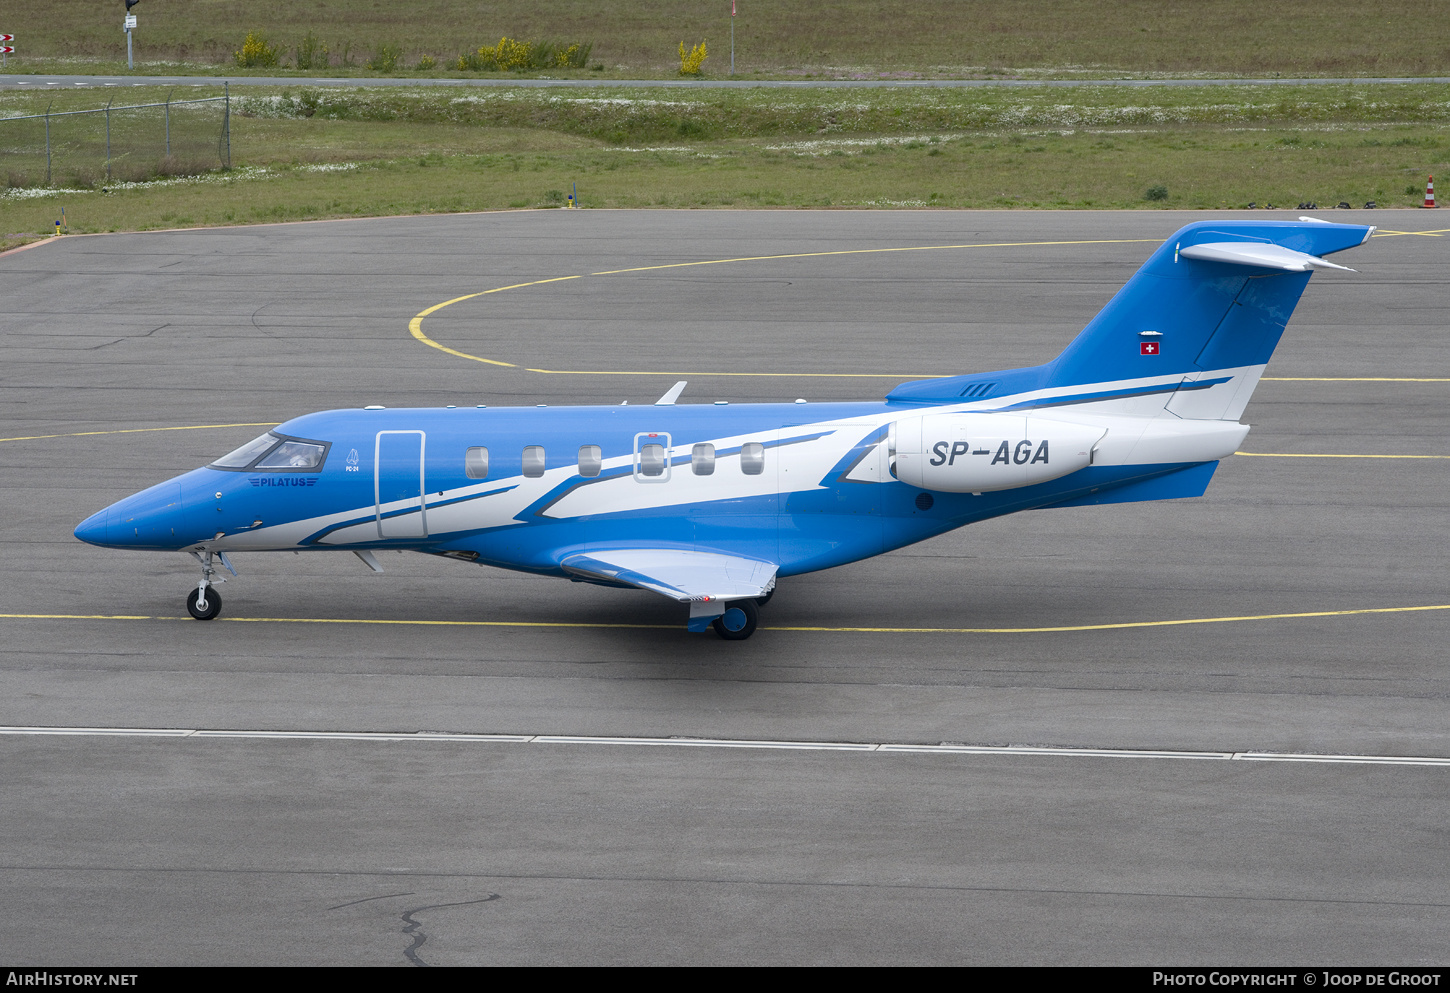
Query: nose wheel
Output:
[[712, 599, 759, 640], [187, 586, 222, 620], [185, 549, 235, 621]]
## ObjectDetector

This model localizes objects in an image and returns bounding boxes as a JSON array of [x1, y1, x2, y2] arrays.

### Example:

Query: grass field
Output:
[[3, 82, 1448, 242], [4, 1, 1450, 79]]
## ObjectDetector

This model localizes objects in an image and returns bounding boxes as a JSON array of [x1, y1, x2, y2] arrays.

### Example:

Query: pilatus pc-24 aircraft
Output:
[[76, 219, 1371, 640]]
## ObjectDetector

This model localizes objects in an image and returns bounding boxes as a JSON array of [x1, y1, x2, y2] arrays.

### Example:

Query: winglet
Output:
[[655, 381, 687, 405]]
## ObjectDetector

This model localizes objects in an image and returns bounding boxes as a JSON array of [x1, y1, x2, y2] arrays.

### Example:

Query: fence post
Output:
[[105, 97, 112, 182], [165, 88, 171, 159], [45, 100, 52, 187], [224, 83, 231, 169]]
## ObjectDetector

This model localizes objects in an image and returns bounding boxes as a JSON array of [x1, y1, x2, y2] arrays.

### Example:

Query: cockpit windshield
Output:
[[211, 433, 281, 468], [210, 432, 331, 471]]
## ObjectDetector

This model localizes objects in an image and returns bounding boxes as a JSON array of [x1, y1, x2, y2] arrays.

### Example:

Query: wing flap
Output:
[[561, 548, 777, 603]]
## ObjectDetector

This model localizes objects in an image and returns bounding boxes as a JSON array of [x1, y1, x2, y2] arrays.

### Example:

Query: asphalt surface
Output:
[[5, 73, 1450, 91], [2, 209, 1448, 965]]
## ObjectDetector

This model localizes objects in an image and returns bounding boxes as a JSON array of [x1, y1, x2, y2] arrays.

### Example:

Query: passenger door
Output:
[[375, 430, 427, 538]]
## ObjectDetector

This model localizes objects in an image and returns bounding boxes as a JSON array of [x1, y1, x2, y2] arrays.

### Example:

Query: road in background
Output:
[[1, 210, 1447, 963]]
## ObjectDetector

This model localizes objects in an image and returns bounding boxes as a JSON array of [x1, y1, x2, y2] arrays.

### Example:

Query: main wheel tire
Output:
[[187, 587, 222, 620], [712, 599, 759, 641], [755, 589, 774, 608]]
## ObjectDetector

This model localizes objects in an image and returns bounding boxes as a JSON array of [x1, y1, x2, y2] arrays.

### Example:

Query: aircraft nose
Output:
[[77, 481, 187, 550], [73, 507, 112, 546]]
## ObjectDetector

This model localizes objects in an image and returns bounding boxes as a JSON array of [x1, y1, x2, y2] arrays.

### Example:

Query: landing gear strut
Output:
[[712, 598, 759, 641], [186, 550, 234, 621], [187, 586, 222, 620]]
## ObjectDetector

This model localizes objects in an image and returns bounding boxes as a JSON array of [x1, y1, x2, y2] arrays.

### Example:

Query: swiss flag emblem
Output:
[[1140, 341, 1160, 355]]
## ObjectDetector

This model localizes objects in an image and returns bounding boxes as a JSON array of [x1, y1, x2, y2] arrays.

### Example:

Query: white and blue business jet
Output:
[[75, 219, 1372, 639]]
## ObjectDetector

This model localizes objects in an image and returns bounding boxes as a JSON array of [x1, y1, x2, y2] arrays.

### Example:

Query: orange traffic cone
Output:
[[1424, 175, 1437, 208]]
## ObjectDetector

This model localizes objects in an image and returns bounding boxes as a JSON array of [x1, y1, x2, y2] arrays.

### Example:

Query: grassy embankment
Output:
[[3, 0, 1450, 79], [4, 83, 1450, 240]]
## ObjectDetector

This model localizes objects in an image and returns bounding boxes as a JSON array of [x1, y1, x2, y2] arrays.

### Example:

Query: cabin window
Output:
[[692, 443, 715, 475], [740, 442, 765, 475], [578, 445, 602, 478], [522, 445, 546, 478], [211, 432, 281, 469], [638, 444, 666, 476], [464, 447, 489, 479], [632, 432, 672, 483], [256, 439, 328, 470]]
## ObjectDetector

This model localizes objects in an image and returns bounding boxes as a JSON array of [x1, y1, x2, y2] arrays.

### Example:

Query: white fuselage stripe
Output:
[[217, 368, 1258, 552]]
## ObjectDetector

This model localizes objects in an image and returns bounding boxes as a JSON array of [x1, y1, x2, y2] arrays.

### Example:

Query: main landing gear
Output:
[[186, 550, 235, 621], [712, 598, 760, 641]]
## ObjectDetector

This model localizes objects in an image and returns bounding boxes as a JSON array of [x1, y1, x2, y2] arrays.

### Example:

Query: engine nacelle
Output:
[[892, 412, 1106, 493]]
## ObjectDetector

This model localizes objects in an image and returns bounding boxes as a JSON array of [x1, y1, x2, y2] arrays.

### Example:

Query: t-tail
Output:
[[887, 219, 1374, 419]]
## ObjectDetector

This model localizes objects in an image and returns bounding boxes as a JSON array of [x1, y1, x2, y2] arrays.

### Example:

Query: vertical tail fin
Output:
[[1045, 220, 1372, 418], [887, 220, 1373, 417]]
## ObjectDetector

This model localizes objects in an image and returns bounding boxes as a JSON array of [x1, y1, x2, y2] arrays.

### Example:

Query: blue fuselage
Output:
[[74, 401, 1200, 580]]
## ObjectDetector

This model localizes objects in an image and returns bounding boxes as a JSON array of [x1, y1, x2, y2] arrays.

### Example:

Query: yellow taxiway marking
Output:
[[408, 238, 1159, 377], [1236, 451, 1450, 459], [1372, 228, 1450, 238], [0, 422, 279, 444], [523, 368, 944, 377], [410, 239, 1450, 381], [407, 278, 588, 368], [5, 602, 1450, 634]]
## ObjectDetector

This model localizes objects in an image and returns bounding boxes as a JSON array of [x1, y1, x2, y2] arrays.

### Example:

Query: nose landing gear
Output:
[[187, 586, 222, 620], [186, 550, 236, 621]]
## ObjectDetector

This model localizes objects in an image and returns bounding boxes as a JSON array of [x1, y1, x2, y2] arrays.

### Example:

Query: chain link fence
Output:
[[0, 90, 231, 189]]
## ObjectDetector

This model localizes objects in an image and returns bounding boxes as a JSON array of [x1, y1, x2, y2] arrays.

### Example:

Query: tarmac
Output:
[[1, 208, 1447, 964]]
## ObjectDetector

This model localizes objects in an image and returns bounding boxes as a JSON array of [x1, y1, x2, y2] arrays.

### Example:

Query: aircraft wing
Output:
[[560, 548, 777, 603]]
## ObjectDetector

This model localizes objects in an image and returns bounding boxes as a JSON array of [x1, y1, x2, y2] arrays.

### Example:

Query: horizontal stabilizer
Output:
[[1177, 241, 1356, 272], [561, 548, 777, 603]]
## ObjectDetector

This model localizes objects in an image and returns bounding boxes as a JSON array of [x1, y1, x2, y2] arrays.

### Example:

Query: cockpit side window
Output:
[[211, 433, 281, 469], [210, 432, 331, 472], [255, 440, 328, 470]]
